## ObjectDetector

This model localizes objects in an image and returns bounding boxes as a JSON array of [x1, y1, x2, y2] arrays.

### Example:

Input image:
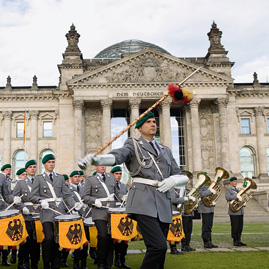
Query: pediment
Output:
[[67, 48, 233, 87]]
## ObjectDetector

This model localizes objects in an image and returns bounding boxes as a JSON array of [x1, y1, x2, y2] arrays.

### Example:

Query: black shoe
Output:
[[120, 262, 131, 269], [234, 241, 241, 246], [239, 241, 247, 246], [170, 248, 184, 255], [210, 242, 218, 248], [61, 261, 69, 267], [204, 242, 212, 248], [114, 257, 121, 268], [1, 260, 10, 266], [73, 259, 80, 269]]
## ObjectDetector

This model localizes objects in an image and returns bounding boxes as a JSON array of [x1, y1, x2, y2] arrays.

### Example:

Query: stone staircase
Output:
[[214, 186, 268, 218]]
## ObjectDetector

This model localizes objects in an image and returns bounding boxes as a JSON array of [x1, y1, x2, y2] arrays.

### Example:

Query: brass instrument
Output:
[[203, 167, 229, 207], [230, 178, 257, 212], [184, 172, 211, 214]]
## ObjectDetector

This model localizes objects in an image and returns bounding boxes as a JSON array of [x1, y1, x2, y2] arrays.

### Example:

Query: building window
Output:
[[267, 148, 269, 176], [240, 146, 255, 178], [40, 149, 54, 173], [171, 108, 185, 168], [16, 122, 24, 138], [241, 118, 250, 134], [43, 121, 53, 137], [111, 109, 130, 150], [14, 150, 28, 178]]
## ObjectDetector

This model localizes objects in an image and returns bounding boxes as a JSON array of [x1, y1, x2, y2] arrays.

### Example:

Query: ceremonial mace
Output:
[[78, 66, 202, 170]]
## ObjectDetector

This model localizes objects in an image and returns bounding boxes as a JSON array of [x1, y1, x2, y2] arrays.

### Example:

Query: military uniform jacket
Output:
[[115, 181, 128, 206], [225, 185, 244, 216], [170, 188, 185, 212], [109, 137, 183, 223], [30, 172, 75, 223], [81, 173, 121, 221], [198, 185, 215, 214], [13, 179, 37, 221], [0, 173, 14, 211]]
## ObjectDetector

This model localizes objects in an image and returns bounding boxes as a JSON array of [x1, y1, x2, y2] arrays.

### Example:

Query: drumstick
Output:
[[93, 204, 110, 209], [5, 194, 24, 211], [46, 207, 64, 215], [83, 207, 92, 219], [67, 200, 84, 214]]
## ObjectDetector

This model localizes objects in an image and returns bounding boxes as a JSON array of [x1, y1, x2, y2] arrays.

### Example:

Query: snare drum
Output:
[[0, 209, 28, 246], [107, 207, 137, 242], [83, 217, 97, 248], [55, 215, 87, 250], [167, 211, 185, 243], [31, 214, 44, 243]]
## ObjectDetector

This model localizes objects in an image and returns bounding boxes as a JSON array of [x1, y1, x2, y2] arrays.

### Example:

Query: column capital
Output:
[[29, 110, 39, 120], [254, 106, 265, 116], [214, 97, 229, 108], [73, 100, 84, 110], [160, 98, 172, 109], [129, 99, 141, 109], [2, 111, 12, 119], [189, 97, 201, 109], [101, 99, 112, 110]]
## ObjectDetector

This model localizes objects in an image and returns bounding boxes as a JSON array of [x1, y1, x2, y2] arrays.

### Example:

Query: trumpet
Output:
[[203, 167, 229, 207]]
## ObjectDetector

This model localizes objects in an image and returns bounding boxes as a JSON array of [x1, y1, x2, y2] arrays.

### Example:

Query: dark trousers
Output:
[[18, 220, 40, 268], [230, 215, 244, 241], [42, 222, 61, 269], [134, 214, 169, 269], [115, 241, 128, 262], [201, 213, 214, 240], [94, 219, 114, 267], [181, 215, 193, 246]]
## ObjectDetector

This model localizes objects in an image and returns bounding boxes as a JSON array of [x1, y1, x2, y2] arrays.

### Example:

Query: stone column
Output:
[[189, 98, 202, 173], [29, 111, 39, 161], [216, 98, 230, 171], [129, 99, 141, 139], [254, 107, 267, 179], [160, 98, 172, 149], [3, 111, 12, 164], [74, 100, 84, 163], [101, 99, 112, 154]]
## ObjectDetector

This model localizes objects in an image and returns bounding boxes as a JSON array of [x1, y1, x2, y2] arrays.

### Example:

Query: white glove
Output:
[[209, 188, 217, 195], [158, 175, 188, 193], [74, 202, 82, 211], [72, 210, 79, 215], [22, 207, 30, 215], [237, 194, 243, 201], [80, 154, 116, 166], [108, 193, 114, 201], [94, 199, 102, 208], [177, 203, 183, 209], [41, 200, 49, 209], [13, 196, 21, 204], [189, 195, 196, 202], [184, 197, 188, 202], [121, 194, 128, 202]]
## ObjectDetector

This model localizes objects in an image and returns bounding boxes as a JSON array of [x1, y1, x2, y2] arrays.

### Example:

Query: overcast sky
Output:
[[0, 0, 268, 86]]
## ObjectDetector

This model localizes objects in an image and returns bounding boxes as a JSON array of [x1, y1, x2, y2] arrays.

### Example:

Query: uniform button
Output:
[[157, 161, 159, 164]]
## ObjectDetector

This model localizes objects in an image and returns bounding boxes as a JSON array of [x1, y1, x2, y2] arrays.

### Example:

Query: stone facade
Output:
[[0, 23, 269, 211]]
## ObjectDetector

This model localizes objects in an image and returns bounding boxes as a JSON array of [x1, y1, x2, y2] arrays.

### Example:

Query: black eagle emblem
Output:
[[66, 223, 82, 245], [6, 219, 23, 241], [169, 217, 183, 237], [117, 216, 134, 236]]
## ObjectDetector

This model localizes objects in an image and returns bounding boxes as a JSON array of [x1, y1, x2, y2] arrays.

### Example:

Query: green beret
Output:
[[135, 111, 155, 129], [63, 174, 69, 180], [25, 159, 37, 169], [42, 154, 55, 164], [16, 168, 25, 176], [1, 164, 11, 171], [70, 170, 80, 177], [110, 166, 122, 173], [78, 170, 84, 176], [230, 177, 237, 182]]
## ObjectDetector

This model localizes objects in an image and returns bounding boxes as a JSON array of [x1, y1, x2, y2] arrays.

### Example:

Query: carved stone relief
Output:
[[199, 105, 216, 170]]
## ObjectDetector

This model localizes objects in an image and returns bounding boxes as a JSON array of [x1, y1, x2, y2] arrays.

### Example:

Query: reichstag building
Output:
[[0, 22, 268, 212]]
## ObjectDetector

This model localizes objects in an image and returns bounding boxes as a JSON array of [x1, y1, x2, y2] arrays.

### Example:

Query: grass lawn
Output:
[[4, 221, 269, 268]]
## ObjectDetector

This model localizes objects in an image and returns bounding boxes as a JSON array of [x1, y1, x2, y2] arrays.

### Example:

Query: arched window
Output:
[[266, 148, 269, 175], [240, 147, 255, 178], [40, 149, 54, 174], [14, 150, 28, 179]]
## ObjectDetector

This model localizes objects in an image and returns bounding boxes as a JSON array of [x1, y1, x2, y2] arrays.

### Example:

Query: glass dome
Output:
[[94, 39, 170, 58]]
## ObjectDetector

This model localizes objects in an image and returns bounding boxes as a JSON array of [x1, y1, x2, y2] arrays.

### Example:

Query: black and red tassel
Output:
[[168, 84, 193, 104]]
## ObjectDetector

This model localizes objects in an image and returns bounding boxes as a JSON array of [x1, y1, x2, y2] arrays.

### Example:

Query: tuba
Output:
[[230, 178, 257, 212], [184, 172, 211, 214], [203, 167, 229, 207]]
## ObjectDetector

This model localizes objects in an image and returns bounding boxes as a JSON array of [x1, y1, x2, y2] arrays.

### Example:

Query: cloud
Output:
[[0, 0, 268, 86]]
